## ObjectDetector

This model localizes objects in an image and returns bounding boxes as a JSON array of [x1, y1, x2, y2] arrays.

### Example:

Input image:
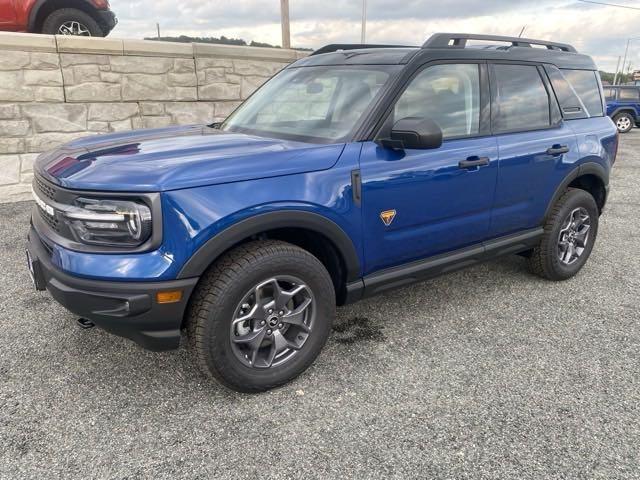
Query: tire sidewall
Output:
[[545, 190, 599, 279], [202, 249, 335, 391]]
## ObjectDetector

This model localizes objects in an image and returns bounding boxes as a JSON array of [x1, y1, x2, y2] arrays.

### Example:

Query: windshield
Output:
[[221, 65, 400, 143]]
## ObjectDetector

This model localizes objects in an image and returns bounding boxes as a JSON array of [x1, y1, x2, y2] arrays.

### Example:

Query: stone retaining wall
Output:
[[0, 32, 306, 202]]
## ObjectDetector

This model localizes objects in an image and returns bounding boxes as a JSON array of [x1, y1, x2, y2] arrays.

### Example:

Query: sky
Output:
[[108, 0, 640, 72]]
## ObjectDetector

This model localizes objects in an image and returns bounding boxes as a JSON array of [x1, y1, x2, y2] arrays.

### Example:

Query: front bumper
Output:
[[27, 226, 198, 351], [96, 10, 117, 35]]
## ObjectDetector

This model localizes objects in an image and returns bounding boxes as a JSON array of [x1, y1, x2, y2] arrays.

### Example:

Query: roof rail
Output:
[[310, 44, 416, 56], [423, 33, 577, 53]]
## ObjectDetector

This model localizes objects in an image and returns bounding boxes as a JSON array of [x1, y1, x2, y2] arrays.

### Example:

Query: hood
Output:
[[34, 125, 345, 192]]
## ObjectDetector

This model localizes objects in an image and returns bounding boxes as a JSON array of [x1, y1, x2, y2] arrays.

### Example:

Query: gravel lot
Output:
[[1, 132, 639, 480]]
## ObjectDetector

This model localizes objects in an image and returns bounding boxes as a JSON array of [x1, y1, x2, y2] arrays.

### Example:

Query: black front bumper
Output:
[[27, 226, 198, 351], [96, 10, 117, 35]]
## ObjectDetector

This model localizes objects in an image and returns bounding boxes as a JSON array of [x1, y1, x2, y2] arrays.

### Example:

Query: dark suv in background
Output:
[[604, 85, 640, 133], [0, 0, 116, 36]]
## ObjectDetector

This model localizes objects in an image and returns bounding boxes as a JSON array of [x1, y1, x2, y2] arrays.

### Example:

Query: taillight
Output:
[[92, 0, 110, 9]]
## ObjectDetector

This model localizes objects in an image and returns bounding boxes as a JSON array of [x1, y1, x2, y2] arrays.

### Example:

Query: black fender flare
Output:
[[543, 161, 609, 220], [27, 0, 48, 32], [177, 210, 361, 281], [609, 107, 638, 121], [27, 0, 97, 31]]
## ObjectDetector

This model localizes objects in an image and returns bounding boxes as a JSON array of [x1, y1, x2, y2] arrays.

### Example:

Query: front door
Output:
[[359, 62, 498, 275], [0, 0, 18, 30]]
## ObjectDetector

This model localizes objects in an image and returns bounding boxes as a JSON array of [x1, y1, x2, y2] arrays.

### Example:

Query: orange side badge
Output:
[[380, 209, 396, 226]]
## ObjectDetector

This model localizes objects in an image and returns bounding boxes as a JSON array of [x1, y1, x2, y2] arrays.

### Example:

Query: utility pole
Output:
[[621, 38, 631, 85], [620, 38, 640, 85], [156, 22, 160, 39], [361, 0, 367, 43], [280, 0, 291, 49], [613, 56, 621, 85]]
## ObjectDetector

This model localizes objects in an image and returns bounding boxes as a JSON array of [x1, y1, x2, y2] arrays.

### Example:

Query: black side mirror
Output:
[[380, 117, 443, 150]]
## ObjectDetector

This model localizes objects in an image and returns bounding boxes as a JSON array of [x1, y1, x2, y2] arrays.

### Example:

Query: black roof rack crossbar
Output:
[[423, 33, 577, 53], [311, 44, 417, 56]]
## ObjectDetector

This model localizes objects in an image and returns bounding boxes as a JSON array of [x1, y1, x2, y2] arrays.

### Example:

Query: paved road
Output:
[[1, 132, 639, 480]]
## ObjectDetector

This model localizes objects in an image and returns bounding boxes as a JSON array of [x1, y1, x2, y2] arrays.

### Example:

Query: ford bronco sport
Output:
[[26, 33, 618, 392]]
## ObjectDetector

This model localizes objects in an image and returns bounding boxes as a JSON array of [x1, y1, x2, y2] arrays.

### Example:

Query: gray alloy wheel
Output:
[[614, 112, 633, 133], [58, 20, 92, 36], [557, 207, 591, 265], [230, 276, 315, 369]]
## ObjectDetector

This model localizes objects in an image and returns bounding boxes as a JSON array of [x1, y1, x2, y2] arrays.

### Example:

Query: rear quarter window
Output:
[[560, 69, 604, 117], [618, 88, 640, 101]]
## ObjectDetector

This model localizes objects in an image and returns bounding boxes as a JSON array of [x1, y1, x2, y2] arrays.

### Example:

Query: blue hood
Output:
[[34, 125, 345, 192]]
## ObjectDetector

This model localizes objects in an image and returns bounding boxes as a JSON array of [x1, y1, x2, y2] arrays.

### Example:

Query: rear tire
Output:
[[42, 8, 104, 37], [613, 112, 634, 133], [186, 240, 335, 393], [528, 188, 599, 281]]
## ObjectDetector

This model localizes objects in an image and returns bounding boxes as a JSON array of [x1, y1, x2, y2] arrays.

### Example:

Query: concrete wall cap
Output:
[[56, 35, 124, 55], [0, 32, 57, 52], [123, 39, 194, 58], [193, 42, 299, 61]]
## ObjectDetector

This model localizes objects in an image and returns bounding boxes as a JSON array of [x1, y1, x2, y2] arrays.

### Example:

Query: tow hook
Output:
[[76, 317, 95, 329]]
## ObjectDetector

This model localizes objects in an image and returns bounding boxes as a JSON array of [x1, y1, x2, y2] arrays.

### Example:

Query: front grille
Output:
[[35, 175, 56, 200], [37, 205, 60, 233]]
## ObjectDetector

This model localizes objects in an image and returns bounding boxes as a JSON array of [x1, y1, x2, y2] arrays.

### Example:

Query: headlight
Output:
[[63, 198, 152, 247]]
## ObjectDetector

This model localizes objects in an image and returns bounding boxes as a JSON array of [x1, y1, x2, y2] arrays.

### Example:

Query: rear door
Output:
[[488, 63, 580, 238]]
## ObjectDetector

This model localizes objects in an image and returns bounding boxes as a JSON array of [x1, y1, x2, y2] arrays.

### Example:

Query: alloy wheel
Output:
[[58, 21, 91, 36], [230, 276, 315, 369], [616, 116, 632, 132], [557, 207, 591, 265]]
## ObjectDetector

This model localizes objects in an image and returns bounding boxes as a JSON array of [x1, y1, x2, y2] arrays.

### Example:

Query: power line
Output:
[[576, 0, 640, 10]]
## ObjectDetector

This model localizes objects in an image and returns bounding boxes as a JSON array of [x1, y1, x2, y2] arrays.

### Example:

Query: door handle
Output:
[[546, 145, 570, 155], [458, 156, 490, 169]]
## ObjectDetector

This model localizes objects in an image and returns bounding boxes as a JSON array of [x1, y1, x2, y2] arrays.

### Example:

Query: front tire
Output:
[[186, 240, 335, 392], [42, 8, 104, 36], [528, 188, 599, 281], [613, 112, 634, 133]]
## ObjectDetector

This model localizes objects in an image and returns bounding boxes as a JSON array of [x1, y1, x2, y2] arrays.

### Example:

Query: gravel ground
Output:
[[1, 132, 639, 480]]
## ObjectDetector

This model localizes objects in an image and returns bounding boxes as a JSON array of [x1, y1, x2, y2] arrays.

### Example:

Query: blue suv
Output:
[[26, 33, 618, 392], [604, 85, 640, 133]]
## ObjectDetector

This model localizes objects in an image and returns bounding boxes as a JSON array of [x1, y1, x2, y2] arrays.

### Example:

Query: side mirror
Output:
[[381, 117, 443, 150]]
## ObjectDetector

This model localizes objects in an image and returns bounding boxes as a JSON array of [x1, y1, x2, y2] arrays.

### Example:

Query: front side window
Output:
[[492, 64, 551, 132], [222, 65, 400, 143], [603, 87, 616, 101], [392, 63, 481, 139], [561, 69, 604, 116]]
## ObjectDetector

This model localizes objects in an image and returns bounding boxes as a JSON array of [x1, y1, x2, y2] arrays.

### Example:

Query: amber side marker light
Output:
[[156, 290, 183, 304]]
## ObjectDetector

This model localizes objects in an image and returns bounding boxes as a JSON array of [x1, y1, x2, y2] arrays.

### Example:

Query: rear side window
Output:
[[491, 64, 551, 132], [618, 88, 640, 101], [561, 69, 604, 116]]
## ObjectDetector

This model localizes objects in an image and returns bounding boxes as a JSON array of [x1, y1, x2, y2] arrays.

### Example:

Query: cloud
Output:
[[109, 0, 640, 71]]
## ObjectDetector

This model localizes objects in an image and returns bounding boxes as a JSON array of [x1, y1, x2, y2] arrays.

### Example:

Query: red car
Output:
[[0, 0, 116, 36]]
